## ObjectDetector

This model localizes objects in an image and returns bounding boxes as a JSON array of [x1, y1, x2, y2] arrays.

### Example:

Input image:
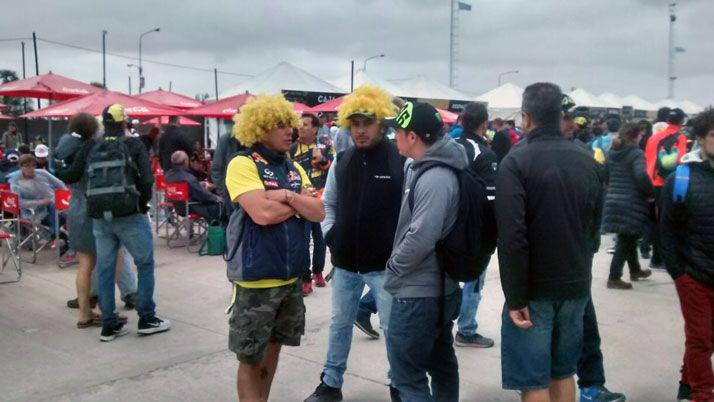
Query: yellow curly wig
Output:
[[337, 85, 396, 128], [232, 93, 300, 147]]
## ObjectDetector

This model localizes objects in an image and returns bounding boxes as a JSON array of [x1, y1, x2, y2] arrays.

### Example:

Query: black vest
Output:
[[325, 139, 404, 273]]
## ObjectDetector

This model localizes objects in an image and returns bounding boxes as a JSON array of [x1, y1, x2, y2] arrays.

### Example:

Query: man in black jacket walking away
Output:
[[496, 83, 604, 402], [158, 116, 194, 171], [661, 108, 714, 402], [454, 102, 497, 349]]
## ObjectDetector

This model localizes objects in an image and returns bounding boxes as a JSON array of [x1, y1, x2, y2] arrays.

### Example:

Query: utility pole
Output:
[[32, 32, 40, 109], [102, 30, 107, 88], [350, 60, 355, 92], [214, 68, 220, 140], [128, 76, 132, 95], [139, 27, 160, 93], [169, 81, 172, 92], [667, 2, 677, 99], [21, 41, 28, 141]]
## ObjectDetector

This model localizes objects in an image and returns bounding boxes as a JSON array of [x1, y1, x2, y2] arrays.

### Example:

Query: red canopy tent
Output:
[[21, 89, 184, 119], [186, 93, 254, 119], [293, 102, 312, 114], [0, 72, 99, 101], [134, 89, 204, 110], [309, 96, 344, 113], [0, 103, 7, 110], [437, 108, 458, 124], [141, 116, 200, 126], [0, 114, 13, 121]]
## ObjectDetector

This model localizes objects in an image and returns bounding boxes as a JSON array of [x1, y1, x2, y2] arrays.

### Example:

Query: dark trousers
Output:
[[303, 221, 326, 281], [189, 203, 223, 223], [577, 297, 606, 388], [357, 289, 378, 319], [639, 201, 657, 254], [387, 290, 461, 402], [675, 275, 714, 401], [651, 187, 664, 265], [609, 233, 642, 280]]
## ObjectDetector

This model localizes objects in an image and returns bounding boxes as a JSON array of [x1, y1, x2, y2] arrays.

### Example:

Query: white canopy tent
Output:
[[654, 99, 705, 115], [474, 82, 524, 121], [598, 92, 626, 109], [330, 69, 404, 95], [568, 88, 611, 108], [622, 95, 657, 111], [219, 61, 344, 98], [390, 75, 474, 101]]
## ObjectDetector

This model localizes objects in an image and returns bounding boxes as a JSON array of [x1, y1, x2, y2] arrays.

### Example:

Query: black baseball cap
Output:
[[386, 101, 444, 141], [561, 95, 577, 117]]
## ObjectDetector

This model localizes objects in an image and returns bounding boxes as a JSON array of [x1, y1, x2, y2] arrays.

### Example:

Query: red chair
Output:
[[2, 190, 53, 264], [153, 171, 169, 234], [54, 189, 75, 268], [0, 190, 21, 283], [162, 181, 207, 251]]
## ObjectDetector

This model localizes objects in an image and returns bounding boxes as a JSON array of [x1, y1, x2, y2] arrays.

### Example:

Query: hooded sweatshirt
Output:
[[384, 135, 468, 298]]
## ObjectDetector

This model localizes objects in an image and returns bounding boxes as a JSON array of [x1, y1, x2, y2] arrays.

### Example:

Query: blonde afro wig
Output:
[[232, 93, 300, 147], [337, 85, 396, 128]]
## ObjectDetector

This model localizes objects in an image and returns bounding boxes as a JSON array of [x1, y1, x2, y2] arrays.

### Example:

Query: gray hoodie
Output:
[[384, 135, 468, 298]]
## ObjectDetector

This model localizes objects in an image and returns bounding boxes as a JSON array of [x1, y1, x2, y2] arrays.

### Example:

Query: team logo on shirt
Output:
[[263, 180, 279, 188], [250, 152, 268, 165]]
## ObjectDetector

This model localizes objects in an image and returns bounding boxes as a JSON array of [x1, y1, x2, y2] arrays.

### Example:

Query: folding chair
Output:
[[0, 190, 22, 283], [2, 190, 53, 264], [54, 189, 76, 268], [163, 182, 207, 252], [153, 171, 170, 235]]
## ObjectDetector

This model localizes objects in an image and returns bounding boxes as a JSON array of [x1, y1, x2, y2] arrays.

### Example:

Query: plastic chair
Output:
[[0, 190, 21, 283], [2, 190, 53, 264], [54, 189, 75, 268]]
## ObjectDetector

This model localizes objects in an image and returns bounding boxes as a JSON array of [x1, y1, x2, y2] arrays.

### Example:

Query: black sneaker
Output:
[[389, 385, 401, 402], [67, 296, 98, 309], [630, 269, 652, 281], [607, 279, 633, 290], [304, 376, 343, 402], [354, 315, 380, 339], [100, 323, 129, 342], [677, 381, 692, 401], [122, 293, 137, 310], [455, 332, 495, 348], [137, 316, 171, 335]]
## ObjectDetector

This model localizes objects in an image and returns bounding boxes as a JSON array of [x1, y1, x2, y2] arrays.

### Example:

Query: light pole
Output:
[[102, 30, 108, 88], [498, 70, 519, 86], [668, 2, 677, 99], [139, 27, 160, 93], [363, 54, 385, 71], [127, 64, 140, 94]]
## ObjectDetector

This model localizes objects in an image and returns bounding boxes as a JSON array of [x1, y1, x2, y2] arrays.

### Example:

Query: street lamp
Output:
[[363, 53, 385, 71], [498, 70, 519, 86], [139, 27, 160, 93]]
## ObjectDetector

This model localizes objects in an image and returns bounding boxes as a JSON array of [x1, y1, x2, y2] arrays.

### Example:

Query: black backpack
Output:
[[408, 161, 488, 282], [85, 136, 141, 219]]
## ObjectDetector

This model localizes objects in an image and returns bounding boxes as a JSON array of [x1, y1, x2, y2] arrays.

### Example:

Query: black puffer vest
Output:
[[602, 146, 653, 236]]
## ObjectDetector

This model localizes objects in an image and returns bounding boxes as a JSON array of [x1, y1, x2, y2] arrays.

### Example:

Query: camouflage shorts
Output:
[[228, 281, 305, 365]]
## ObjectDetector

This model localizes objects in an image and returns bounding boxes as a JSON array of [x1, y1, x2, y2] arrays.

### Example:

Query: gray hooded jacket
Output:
[[384, 135, 468, 298]]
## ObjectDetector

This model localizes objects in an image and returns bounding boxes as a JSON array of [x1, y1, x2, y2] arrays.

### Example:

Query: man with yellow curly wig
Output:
[[223, 93, 325, 402], [304, 86, 404, 402]]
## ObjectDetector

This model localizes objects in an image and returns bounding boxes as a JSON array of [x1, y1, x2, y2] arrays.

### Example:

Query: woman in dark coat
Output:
[[602, 123, 654, 289]]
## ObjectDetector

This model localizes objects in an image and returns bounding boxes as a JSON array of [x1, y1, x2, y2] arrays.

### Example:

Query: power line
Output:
[[0, 37, 32, 42], [31, 37, 254, 78]]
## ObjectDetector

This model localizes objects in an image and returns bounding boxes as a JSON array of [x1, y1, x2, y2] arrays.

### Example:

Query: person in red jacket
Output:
[[643, 108, 688, 269]]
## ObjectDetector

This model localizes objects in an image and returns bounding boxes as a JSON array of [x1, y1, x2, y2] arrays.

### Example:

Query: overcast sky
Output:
[[1, 0, 712, 105]]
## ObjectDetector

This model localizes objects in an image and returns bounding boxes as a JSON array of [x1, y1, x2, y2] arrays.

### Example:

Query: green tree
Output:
[[0, 69, 34, 116]]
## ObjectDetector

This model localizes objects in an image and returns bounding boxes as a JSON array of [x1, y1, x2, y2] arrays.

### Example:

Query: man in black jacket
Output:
[[304, 86, 402, 402], [165, 150, 223, 222], [454, 102, 497, 349], [158, 116, 194, 171], [496, 83, 604, 401], [661, 107, 714, 402], [210, 131, 245, 222]]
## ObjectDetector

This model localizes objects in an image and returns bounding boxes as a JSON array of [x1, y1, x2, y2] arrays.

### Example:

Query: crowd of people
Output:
[[1, 79, 711, 402]]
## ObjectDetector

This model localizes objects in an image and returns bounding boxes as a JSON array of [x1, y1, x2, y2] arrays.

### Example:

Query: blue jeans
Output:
[[387, 290, 462, 402], [501, 297, 588, 390], [303, 221, 326, 281], [457, 272, 486, 335], [90, 247, 137, 299], [323, 267, 392, 389], [94, 214, 156, 327]]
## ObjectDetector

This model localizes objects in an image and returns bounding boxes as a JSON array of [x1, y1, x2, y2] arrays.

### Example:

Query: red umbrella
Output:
[[186, 93, 254, 119], [293, 102, 312, 114], [0, 114, 13, 120], [437, 108, 458, 124], [0, 103, 7, 110], [21, 89, 184, 119], [0, 72, 99, 101], [310, 96, 344, 113], [134, 88, 204, 110], [141, 116, 200, 126]]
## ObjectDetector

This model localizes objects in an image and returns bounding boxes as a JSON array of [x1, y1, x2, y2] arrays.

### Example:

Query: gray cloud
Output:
[[1, 0, 711, 105]]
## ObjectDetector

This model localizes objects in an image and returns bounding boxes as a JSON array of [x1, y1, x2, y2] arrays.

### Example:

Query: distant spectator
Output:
[[140, 126, 160, 156], [2, 121, 21, 149], [165, 150, 223, 222], [34, 144, 50, 170], [157, 115, 193, 171]]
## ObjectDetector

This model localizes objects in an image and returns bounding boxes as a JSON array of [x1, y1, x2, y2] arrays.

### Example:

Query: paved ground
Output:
[[0, 235, 683, 402]]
